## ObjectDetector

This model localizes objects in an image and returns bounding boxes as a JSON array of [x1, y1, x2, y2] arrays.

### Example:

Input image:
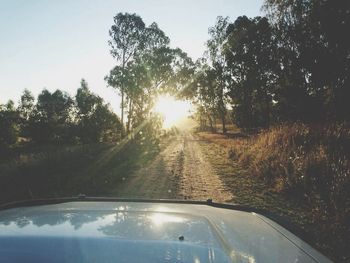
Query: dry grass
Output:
[[197, 123, 350, 262]]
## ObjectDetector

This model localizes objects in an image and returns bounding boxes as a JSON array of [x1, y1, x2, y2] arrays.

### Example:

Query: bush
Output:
[[0, 101, 20, 152]]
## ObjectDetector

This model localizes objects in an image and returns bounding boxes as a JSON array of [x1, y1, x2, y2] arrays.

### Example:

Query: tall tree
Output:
[[28, 89, 74, 143], [225, 16, 276, 128], [206, 16, 230, 133], [190, 61, 219, 132], [0, 101, 19, 150], [76, 79, 122, 143], [18, 89, 35, 137], [108, 13, 146, 130], [18, 89, 35, 121], [107, 15, 171, 133], [263, 0, 350, 121], [107, 16, 193, 132]]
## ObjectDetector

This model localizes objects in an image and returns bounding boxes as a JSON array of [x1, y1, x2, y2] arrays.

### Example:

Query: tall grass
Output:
[[228, 123, 350, 261]]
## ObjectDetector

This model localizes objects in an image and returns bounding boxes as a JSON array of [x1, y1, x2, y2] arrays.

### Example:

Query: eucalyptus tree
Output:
[[0, 101, 19, 149], [18, 89, 35, 121], [263, 0, 350, 121], [28, 89, 74, 144], [167, 48, 196, 97], [76, 79, 123, 143], [189, 61, 219, 132], [123, 61, 149, 131], [108, 13, 146, 128], [140, 47, 194, 96], [107, 14, 194, 133], [118, 46, 194, 130], [206, 16, 230, 133], [18, 89, 35, 137], [107, 14, 171, 133], [224, 16, 276, 128]]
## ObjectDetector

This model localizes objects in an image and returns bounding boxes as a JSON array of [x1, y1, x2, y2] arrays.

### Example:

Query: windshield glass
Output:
[[0, 1, 349, 262]]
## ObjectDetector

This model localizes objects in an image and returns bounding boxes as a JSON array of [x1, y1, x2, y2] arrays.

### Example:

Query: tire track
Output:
[[179, 132, 233, 202], [114, 131, 233, 203]]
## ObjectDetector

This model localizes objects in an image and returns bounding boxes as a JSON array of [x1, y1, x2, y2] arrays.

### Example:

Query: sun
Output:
[[153, 95, 193, 129]]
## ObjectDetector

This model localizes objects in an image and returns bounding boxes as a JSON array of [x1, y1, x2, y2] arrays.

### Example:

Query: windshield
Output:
[[0, 1, 349, 262]]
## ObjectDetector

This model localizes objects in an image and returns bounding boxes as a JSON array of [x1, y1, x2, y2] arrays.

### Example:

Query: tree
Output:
[[0, 101, 19, 150], [107, 15, 193, 133], [206, 16, 230, 133], [108, 13, 146, 130], [18, 89, 35, 137], [18, 89, 34, 121], [225, 16, 277, 128], [76, 79, 123, 143], [263, 0, 350, 121], [190, 62, 219, 132], [28, 89, 74, 143]]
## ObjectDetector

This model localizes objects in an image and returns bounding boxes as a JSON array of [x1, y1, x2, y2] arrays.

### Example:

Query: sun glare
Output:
[[153, 95, 192, 129]]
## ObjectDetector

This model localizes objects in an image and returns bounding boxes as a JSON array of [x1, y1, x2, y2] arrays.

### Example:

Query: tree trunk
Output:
[[121, 91, 124, 124], [219, 98, 227, 134], [219, 99, 226, 134], [126, 98, 132, 134], [212, 112, 217, 133], [219, 78, 226, 134], [208, 114, 214, 133], [120, 56, 126, 136], [264, 90, 270, 128], [221, 113, 226, 134]]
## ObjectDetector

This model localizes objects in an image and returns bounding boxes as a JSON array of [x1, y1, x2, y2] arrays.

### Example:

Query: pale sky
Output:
[[0, 0, 263, 114]]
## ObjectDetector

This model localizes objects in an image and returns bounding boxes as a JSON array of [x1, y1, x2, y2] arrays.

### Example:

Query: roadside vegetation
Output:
[[188, 1, 349, 261], [197, 123, 350, 262], [0, 0, 349, 262], [0, 133, 163, 203], [0, 13, 191, 201], [0, 78, 164, 203]]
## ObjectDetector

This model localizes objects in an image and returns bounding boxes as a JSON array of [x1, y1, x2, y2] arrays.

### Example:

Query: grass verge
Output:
[[197, 123, 350, 262]]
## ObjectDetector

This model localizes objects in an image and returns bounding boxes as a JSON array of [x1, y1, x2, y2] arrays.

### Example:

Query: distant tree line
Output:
[[1, 14, 196, 151], [0, 80, 122, 151], [190, 0, 349, 131], [2, 0, 348, 148]]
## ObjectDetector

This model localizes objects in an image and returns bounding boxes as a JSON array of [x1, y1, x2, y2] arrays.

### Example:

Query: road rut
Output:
[[114, 132, 233, 202]]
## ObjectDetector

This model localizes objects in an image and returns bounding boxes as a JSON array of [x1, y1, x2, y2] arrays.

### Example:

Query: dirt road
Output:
[[114, 131, 233, 202]]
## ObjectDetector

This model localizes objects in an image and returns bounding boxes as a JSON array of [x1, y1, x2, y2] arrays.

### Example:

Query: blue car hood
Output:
[[0, 201, 331, 263]]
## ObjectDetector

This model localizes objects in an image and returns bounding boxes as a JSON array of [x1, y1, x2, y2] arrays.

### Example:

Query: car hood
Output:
[[0, 201, 331, 263]]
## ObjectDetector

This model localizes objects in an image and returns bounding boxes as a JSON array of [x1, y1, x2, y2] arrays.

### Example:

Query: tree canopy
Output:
[[190, 0, 350, 130]]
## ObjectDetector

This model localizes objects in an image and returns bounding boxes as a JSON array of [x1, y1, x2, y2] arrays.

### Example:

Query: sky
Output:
[[0, 0, 263, 114]]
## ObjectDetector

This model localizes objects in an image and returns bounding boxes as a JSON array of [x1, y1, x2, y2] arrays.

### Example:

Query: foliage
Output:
[[17, 89, 35, 139], [225, 16, 276, 128], [108, 13, 149, 127], [27, 89, 74, 144], [75, 79, 123, 143], [263, 0, 350, 121], [191, 0, 350, 130], [1, 81, 123, 147], [0, 101, 20, 151], [0, 136, 161, 203], [190, 63, 219, 132], [106, 13, 194, 134], [205, 16, 230, 133]]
